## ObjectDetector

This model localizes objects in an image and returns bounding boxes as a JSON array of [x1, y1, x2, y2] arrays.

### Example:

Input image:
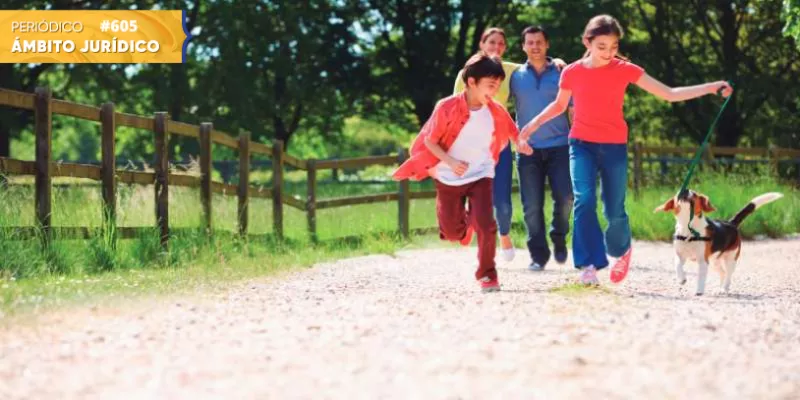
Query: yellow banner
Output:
[[0, 10, 190, 63]]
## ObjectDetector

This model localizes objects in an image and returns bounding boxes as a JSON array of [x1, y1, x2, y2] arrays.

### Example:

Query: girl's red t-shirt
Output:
[[560, 58, 645, 144]]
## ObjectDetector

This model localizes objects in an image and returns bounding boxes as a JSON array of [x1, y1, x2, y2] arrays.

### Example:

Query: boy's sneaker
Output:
[[579, 266, 599, 286], [478, 276, 501, 293], [609, 247, 632, 284], [528, 262, 544, 272], [554, 245, 568, 264], [460, 225, 474, 246]]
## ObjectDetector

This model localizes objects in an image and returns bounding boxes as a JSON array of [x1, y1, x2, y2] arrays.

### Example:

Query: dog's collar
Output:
[[674, 234, 711, 242]]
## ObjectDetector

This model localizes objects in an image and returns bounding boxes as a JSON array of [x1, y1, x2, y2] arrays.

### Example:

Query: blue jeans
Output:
[[517, 145, 573, 265], [493, 144, 513, 236], [569, 139, 631, 270]]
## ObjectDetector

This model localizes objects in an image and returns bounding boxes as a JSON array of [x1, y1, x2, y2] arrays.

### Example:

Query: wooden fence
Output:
[[1, 86, 799, 247], [631, 142, 800, 196], [0, 86, 420, 246]]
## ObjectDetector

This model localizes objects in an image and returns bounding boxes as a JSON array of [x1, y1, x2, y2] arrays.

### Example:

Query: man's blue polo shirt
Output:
[[509, 61, 571, 149]]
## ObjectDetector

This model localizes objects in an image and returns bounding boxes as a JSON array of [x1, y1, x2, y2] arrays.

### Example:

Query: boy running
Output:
[[393, 53, 533, 292]]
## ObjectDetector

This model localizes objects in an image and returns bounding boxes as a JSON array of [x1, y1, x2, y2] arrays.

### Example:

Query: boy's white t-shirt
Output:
[[435, 105, 495, 186]]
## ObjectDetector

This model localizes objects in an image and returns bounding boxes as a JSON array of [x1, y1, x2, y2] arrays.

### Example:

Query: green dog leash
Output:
[[677, 81, 734, 239]]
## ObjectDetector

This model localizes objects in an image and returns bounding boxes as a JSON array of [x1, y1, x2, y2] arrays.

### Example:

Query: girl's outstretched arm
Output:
[[519, 88, 572, 141], [635, 73, 733, 102]]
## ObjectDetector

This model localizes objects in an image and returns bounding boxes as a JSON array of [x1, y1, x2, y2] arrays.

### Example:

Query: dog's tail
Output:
[[729, 192, 783, 227]]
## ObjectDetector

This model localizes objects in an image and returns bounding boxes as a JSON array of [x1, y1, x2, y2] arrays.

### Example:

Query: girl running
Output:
[[519, 15, 732, 285]]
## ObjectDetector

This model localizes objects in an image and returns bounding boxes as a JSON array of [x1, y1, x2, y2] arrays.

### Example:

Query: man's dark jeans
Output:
[[517, 145, 574, 265]]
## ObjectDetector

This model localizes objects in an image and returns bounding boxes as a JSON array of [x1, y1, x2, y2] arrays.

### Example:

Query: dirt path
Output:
[[1, 239, 799, 399]]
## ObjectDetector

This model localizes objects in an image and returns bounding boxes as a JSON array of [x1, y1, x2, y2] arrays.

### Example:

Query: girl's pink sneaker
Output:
[[610, 247, 632, 283], [579, 266, 599, 285]]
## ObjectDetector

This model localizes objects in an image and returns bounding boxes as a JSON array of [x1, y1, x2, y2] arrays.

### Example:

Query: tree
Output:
[[191, 0, 369, 149], [0, 0, 149, 159], [784, 0, 800, 49], [358, 0, 526, 126], [625, 0, 799, 147]]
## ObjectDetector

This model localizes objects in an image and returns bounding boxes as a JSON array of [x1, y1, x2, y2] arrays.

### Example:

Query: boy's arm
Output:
[[420, 102, 468, 176], [424, 137, 468, 176], [423, 137, 455, 166]]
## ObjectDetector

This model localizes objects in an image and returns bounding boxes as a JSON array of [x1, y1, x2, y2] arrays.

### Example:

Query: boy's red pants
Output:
[[435, 178, 497, 280]]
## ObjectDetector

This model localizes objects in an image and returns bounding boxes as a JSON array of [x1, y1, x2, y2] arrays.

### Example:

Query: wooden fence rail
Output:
[[0, 86, 417, 244], [0, 86, 799, 245]]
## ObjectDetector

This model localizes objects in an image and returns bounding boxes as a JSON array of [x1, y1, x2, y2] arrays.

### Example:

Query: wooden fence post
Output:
[[271, 140, 284, 240], [768, 146, 779, 176], [100, 102, 116, 242], [306, 159, 317, 243], [199, 122, 213, 234], [238, 131, 250, 237], [35, 87, 53, 245], [633, 141, 643, 198], [397, 148, 410, 239], [154, 112, 170, 250]]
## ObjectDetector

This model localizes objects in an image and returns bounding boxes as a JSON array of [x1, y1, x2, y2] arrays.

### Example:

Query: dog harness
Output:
[[674, 234, 711, 242], [675, 200, 711, 241]]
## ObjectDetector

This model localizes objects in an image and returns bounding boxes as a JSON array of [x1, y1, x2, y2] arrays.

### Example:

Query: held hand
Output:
[[712, 81, 733, 98], [517, 140, 534, 156], [448, 159, 469, 176]]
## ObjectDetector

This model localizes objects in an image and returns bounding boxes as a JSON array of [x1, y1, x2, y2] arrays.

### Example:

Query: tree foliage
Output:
[[0, 0, 798, 161], [784, 0, 800, 49]]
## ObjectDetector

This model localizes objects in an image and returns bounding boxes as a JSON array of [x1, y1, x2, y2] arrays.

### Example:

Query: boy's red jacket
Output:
[[392, 92, 520, 181]]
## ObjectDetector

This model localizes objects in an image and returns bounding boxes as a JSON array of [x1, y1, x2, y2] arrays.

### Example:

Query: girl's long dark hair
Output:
[[582, 15, 629, 61]]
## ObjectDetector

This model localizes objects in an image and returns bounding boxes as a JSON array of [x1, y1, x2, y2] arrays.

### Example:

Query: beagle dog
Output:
[[654, 189, 783, 295]]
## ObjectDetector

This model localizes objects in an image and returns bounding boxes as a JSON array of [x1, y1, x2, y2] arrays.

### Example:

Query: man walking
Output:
[[509, 26, 573, 271]]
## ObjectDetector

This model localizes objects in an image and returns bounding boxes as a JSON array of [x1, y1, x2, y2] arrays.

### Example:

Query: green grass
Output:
[[548, 282, 612, 296], [0, 171, 797, 317], [0, 227, 443, 317]]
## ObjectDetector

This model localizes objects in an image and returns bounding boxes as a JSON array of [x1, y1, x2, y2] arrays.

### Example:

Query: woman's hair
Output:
[[480, 27, 506, 44], [581, 15, 629, 61]]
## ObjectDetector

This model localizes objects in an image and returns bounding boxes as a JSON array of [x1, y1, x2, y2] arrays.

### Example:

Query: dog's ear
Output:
[[698, 194, 716, 213], [654, 198, 675, 213]]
